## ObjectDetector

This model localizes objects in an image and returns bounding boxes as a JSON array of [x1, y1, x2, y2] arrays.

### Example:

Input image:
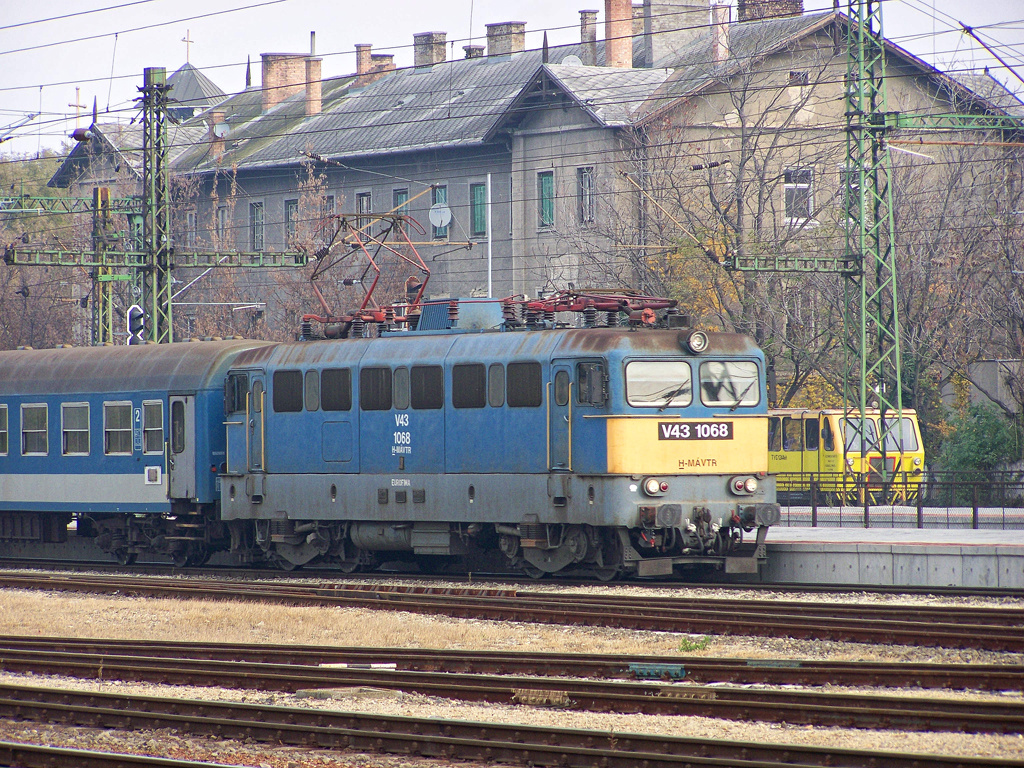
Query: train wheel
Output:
[[114, 549, 137, 566], [591, 565, 621, 582], [522, 564, 546, 579]]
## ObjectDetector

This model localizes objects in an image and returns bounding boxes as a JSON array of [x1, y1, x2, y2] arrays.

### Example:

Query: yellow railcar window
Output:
[[782, 417, 802, 451], [804, 418, 819, 451], [882, 417, 920, 451]]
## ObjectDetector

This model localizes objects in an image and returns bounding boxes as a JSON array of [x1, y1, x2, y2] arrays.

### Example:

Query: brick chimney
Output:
[[414, 32, 447, 67], [261, 52, 306, 112], [208, 110, 226, 159], [580, 10, 598, 65], [711, 3, 730, 63], [632, 3, 644, 37], [355, 44, 372, 76], [464, 44, 485, 59], [305, 57, 322, 116], [370, 53, 396, 74], [642, 0, 708, 68], [737, 0, 803, 21], [486, 22, 526, 56], [605, 0, 632, 68]]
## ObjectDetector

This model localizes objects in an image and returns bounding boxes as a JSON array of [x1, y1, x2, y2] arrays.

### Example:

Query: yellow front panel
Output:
[[606, 417, 768, 475]]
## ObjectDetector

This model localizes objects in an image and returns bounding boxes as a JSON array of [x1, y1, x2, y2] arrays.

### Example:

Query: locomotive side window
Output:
[[273, 370, 303, 413], [625, 361, 691, 408], [61, 403, 89, 456], [488, 363, 505, 407], [554, 370, 570, 406], [304, 371, 320, 412], [699, 361, 760, 407], [103, 403, 132, 455], [322, 368, 352, 411], [171, 400, 186, 454], [768, 416, 781, 451], [0, 404, 7, 455], [225, 373, 248, 413], [21, 404, 48, 456], [804, 417, 819, 451], [412, 365, 444, 409], [507, 362, 542, 407], [453, 364, 486, 408], [393, 367, 410, 410], [143, 401, 163, 454], [252, 381, 264, 413], [360, 367, 392, 411], [576, 362, 607, 406]]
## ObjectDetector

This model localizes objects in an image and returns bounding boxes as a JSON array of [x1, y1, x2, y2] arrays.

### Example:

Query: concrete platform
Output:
[[763, 526, 1024, 589]]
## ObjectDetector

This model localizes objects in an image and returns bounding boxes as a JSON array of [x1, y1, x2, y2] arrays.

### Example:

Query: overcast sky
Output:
[[1, 0, 1021, 157]]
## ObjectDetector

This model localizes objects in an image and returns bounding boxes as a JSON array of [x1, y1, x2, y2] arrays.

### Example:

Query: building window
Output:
[[432, 185, 448, 239], [21, 404, 47, 455], [103, 402, 132, 455], [285, 198, 299, 243], [392, 188, 409, 233], [62, 403, 89, 455], [216, 206, 228, 244], [784, 169, 813, 224], [185, 211, 197, 248], [0, 404, 7, 455], [470, 182, 487, 239], [249, 201, 265, 251], [143, 401, 163, 454], [788, 70, 810, 86], [356, 191, 372, 232], [577, 167, 595, 224], [537, 170, 554, 228]]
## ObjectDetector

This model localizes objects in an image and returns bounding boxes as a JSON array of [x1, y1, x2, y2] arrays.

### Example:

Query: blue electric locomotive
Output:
[[0, 295, 780, 577]]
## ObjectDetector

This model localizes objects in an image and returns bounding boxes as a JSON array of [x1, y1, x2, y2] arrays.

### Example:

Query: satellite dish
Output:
[[212, 122, 229, 138], [560, 55, 583, 67], [428, 203, 452, 228]]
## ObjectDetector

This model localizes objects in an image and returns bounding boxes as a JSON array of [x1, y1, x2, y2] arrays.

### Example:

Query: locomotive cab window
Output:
[[699, 361, 760, 407], [882, 417, 920, 451], [453, 364, 486, 408], [842, 418, 878, 453], [143, 401, 163, 454], [322, 368, 352, 411], [553, 370, 570, 406], [507, 362, 542, 407], [626, 361, 691, 408], [576, 362, 606, 406], [360, 367, 392, 411], [411, 365, 443, 409], [252, 380, 264, 413], [61, 403, 89, 456], [225, 373, 248, 413], [273, 370, 303, 412], [0, 404, 7, 455], [103, 402, 132, 455]]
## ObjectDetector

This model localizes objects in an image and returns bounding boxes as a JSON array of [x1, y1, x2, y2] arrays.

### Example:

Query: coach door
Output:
[[548, 362, 572, 471], [168, 395, 196, 499]]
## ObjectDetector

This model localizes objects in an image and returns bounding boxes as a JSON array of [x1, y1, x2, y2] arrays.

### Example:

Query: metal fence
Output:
[[775, 471, 1024, 529]]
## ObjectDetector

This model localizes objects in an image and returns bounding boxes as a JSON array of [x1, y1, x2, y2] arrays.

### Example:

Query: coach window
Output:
[[453, 364, 486, 408], [625, 361, 691, 408], [411, 365, 443, 409], [22, 404, 48, 455], [272, 370, 303, 412], [103, 402, 132, 455], [488, 364, 505, 407], [554, 370, 570, 407], [171, 400, 186, 454], [576, 362, 606, 406], [393, 367, 410, 410], [61, 403, 89, 456], [304, 370, 320, 411], [143, 401, 163, 454], [360, 367, 392, 411], [321, 368, 352, 411], [698, 361, 759, 407], [507, 362, 542, 407], [0, 404, 7, 455]]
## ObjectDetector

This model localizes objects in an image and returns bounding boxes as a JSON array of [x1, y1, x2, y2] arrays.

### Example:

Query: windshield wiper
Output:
[[657, 384, 690, 412], [728, 378, 757, 412]]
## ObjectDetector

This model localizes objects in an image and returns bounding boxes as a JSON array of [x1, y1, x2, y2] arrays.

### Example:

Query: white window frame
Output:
[[577, 166, 595, 224], [103, 401, 133, 455], [783, 168, 815, 226], [537, 170, 555, 229], [61, 402, 90, 456], [143, 400, 164, 455], [216, 206, 228, 243], [21, 403, 48, 456], [355, 190, 372, 232], [249, 201, 265, 251]]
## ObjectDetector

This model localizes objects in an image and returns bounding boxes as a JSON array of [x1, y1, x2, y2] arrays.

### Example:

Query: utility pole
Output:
[[140, 67, 174, 344]]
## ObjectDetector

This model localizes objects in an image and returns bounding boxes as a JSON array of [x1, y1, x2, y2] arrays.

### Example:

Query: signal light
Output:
[[127, 304, 145, 345]]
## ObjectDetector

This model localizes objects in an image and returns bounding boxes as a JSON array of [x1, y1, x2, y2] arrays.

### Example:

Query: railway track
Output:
[[0, 682, 1017, 768], [0, 639, 1019, 733], [3, 572, 1023, 650], [0, 742, 231, 768], [2, 635, 1022, 691]]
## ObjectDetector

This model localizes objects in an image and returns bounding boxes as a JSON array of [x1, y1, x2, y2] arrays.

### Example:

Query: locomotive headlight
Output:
[[680, 329, 709, 354], [643, 477, 665, 496], [743, 477, 759, 493], [730, 476, 758, 496]]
